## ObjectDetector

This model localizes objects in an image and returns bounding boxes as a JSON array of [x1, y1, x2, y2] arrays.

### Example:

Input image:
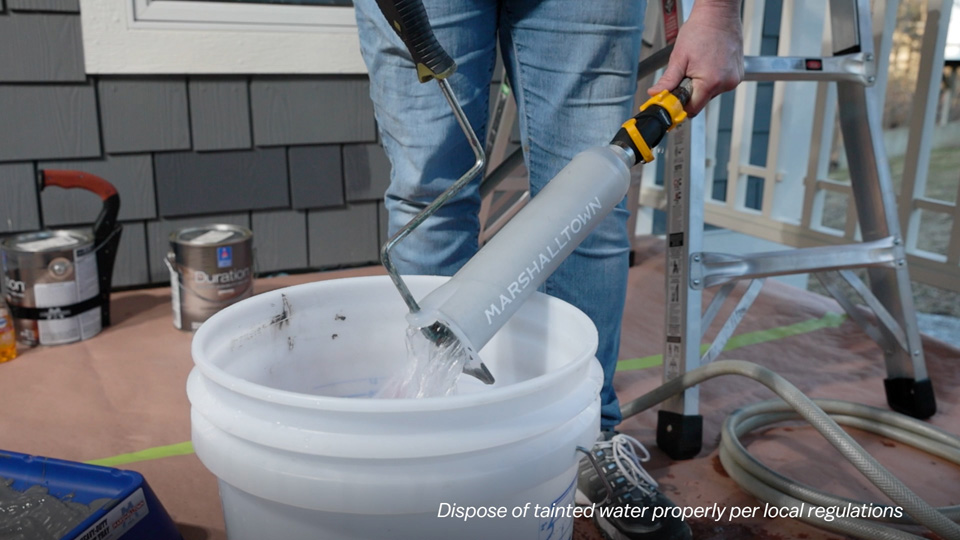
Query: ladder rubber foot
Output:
[[884, 377, 936, 419], [656, 410, 703, 460]]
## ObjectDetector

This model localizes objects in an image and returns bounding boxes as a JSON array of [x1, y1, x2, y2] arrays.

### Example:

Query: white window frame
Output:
[[80, 0, 367, 74]]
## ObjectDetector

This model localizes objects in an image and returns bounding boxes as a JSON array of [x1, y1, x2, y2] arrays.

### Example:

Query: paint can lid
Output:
[[0, 229, 93, 254], [170, 224, 252, 247]]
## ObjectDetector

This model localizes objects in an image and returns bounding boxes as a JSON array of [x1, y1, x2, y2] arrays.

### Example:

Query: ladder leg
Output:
[[652, 0, 707, 459], [835, 79, 936, 418], [657, 110, 707, 460]]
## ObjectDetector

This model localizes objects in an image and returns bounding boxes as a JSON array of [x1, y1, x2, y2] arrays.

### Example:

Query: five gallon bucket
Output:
[[188, 275, 602, 540]]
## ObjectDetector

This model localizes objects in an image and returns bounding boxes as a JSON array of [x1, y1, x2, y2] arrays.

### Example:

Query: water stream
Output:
[[374, 326, 471, 399]]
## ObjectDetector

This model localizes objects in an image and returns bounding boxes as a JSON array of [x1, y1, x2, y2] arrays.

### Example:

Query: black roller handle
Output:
[[374, 0, 456, 83]]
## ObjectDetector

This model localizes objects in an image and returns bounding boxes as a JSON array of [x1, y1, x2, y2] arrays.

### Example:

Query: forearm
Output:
[[692, 0, 741, 10], [688, 0, 742, 21]]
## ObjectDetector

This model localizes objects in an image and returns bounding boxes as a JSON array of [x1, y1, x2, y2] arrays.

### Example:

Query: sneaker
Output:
[[576, 431, 692, 540]]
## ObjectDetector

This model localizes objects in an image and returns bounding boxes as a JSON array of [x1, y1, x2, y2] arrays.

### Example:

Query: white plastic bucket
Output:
[[188, 275, 603, 540]]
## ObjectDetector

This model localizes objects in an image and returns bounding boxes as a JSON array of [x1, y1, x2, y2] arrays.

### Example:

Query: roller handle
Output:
[[39, 169, 120, 246], [374, 0, 456, 83]]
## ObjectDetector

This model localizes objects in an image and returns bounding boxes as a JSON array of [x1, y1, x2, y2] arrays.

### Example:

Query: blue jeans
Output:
[[355, 0, 645, 430]]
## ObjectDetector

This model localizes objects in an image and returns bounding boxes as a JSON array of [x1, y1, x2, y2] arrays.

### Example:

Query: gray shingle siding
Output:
[[0, 12, 84, 81], [112, 222, 150, 288], [250, 79, 377, 146], [343, 143, 390, 203], [252, 210, 309, 273], [289, 145, 344, 210], [0, 163, 41, 234], [0, 84, 100, 162], [378, 201, 389, 245], [99, 79, 192, 154], [38, 155, 156, 226], [188, 78, 253, 152], [154, 148, 289, 217], [8, 0, 79, 12], [308, 203, 380, 268]]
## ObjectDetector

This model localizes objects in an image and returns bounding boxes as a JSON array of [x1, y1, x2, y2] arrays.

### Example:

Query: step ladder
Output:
[[639, 0, 937, 460]]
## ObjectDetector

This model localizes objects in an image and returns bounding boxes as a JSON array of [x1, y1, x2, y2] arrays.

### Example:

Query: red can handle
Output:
[[39, 169, 121, 246], [40, 169, 118, 201]]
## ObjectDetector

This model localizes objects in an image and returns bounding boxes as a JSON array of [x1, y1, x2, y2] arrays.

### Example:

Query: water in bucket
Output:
[[374, 326, 469, 398]]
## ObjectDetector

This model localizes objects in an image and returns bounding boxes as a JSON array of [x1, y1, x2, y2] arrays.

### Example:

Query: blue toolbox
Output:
[[0, 449, 183, 540]]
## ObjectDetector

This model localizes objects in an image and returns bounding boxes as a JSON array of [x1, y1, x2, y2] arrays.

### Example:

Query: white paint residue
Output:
[[17, 235, 77, 251], [189, 230, 234, 245]]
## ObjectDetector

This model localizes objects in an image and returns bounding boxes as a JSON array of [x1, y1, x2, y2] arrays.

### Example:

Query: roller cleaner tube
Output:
[[408, 144, 634, 359]]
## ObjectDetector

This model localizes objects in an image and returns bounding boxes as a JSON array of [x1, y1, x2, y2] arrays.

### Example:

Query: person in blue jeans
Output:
[[355, 0, 743, 538]]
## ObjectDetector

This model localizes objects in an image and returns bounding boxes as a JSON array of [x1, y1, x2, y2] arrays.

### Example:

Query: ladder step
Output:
[[691, 237, 900, 289]]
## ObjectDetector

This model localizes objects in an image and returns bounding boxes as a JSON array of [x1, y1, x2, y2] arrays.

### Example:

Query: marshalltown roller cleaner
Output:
[[374, 0, 690, 384]]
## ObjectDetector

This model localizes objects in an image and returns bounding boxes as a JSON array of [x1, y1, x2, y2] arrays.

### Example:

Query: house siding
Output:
[[0, 6, 389, 289]]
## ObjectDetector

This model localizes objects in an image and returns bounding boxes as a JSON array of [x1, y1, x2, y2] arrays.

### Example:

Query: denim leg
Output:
[[499, 1, 646, 430], [358, 0, 645, 429], [354, 0, 498, 276]]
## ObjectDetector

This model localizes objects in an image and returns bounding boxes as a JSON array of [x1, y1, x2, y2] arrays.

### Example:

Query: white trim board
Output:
[[80, 0, 367, 74]]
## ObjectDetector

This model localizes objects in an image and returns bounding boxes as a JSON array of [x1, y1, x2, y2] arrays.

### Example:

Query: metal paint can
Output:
[[0, 230, 102, 346], [167, 224, 254, 331]]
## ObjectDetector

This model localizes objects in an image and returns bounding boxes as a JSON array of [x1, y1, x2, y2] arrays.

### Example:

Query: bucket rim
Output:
[[190, 274, 599, 413]]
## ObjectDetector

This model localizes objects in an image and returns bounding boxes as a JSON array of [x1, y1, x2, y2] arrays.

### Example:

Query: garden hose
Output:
[[620, 360, 960, 539]]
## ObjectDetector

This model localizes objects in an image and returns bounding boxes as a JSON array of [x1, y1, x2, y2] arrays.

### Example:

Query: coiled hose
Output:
[[619, 360, 960, 540]]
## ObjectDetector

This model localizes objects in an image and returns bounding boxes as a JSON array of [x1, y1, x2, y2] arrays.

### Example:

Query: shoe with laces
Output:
[[576, 432, 692, 540]]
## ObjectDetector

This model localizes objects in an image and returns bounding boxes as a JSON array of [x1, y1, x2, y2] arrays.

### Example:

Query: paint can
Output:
[[0, 230, 103, 346], [167, 224, 254, 331]]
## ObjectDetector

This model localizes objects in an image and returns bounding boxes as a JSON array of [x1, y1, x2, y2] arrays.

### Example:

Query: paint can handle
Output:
[[38, 170, 121, 247]]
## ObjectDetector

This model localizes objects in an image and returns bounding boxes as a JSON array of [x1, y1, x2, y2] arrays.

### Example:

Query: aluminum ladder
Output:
[[648, 0, 937, 460]]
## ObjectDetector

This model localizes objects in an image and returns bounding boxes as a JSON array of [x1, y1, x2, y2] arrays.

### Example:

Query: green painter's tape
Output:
[[616, 312, 847, 372], [85, 441, 195, 467], [85, 313, 847, 467]]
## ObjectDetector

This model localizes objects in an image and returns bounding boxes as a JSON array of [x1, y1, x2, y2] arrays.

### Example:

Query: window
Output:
[[80, 0, 366, 74]]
